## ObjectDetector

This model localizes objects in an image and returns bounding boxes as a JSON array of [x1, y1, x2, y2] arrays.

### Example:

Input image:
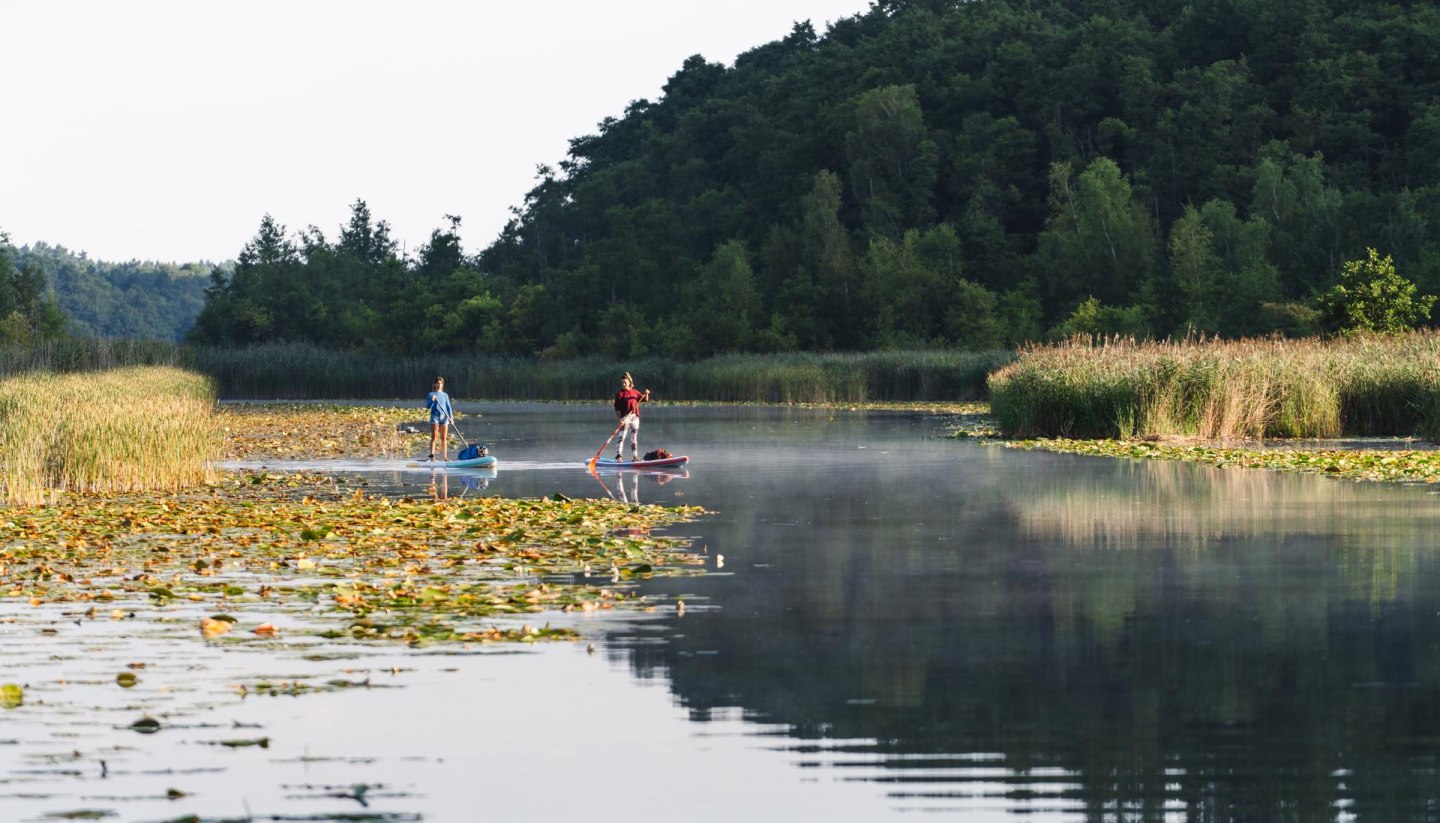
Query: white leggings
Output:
[[617, 414, 640, 455]]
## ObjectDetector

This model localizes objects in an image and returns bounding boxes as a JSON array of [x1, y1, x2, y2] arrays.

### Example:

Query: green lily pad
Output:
[[131, 717, 161, 733]]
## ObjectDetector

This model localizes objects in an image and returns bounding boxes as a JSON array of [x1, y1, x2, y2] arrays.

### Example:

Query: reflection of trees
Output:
[[611, 449, 1440, 818], [1015, 458, 1434, 611]]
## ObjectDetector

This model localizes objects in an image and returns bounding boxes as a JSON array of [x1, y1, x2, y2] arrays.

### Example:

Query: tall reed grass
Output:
[[989, 333, 1440, 439], [188, 344, 1012, 402], [0, 340, 1011, 402], [0, 366, 217, 504], [0, 338, 181, 377]]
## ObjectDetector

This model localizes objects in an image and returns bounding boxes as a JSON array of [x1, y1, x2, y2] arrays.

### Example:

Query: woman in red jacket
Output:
[[613, 372, 651, 461]]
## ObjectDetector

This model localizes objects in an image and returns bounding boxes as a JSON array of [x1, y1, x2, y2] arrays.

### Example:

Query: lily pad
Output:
[[130, 717, 161, 734]]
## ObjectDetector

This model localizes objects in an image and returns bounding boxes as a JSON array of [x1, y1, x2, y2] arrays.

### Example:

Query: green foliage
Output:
[[10, 243, 209, 342], [1259, 301, 1322, 337], [1050, 297, 1151, 339], [190, 1, 1440, 354], [0, 242, 67, 344], [684, 240, 759, 356], [1036, 158, 1157, 313], [859, 225, 1001, 348], [845, 85, 939, 239], [1317, 248, 1436, 335]]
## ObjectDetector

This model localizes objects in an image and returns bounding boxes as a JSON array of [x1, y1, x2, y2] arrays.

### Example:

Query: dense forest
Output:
[[193, 0, 1440, 356], [0, 234, 66, 344], [8, 243, 213, 342]]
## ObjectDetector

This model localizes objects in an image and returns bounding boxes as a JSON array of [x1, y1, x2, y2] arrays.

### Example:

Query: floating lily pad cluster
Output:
[[0, 472, 705, 645], [951, 403, 1440, 483], [1007, 437, 1440, 483], [940, 403, 1000, 439], [218, 403, 442, 460]]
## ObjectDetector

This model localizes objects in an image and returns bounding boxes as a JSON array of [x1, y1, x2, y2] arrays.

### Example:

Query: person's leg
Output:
[[617, 416, 638, 460], [439, 423, 449, 460], [629, 417, 640, 460], [618, 423, 631, 460], [429, 423, 440, 459]]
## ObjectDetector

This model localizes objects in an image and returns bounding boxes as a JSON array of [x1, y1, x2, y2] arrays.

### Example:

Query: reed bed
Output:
[[0, 338, 182, 377], [189, 344, 1012, 402], [0, 366, 218, 504], [988, 333, 1440, 439], [0, 340, 1010, 401]]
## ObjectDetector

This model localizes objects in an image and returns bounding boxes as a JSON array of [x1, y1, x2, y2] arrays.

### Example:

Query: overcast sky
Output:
[[1, 0, 870, 263]]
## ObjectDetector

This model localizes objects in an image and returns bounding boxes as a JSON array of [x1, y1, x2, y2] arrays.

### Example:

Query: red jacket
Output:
[[614, 388, 645, 417]]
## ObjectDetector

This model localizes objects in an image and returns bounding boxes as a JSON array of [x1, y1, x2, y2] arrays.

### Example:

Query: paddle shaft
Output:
[[588, 417, 628, 467]]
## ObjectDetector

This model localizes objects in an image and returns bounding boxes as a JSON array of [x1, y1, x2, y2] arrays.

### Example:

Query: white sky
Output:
[[0, 0, 871, 263]]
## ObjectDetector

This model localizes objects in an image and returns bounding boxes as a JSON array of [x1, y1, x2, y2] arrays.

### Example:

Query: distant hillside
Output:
[[15, 243, 218, 341], [194, 0, 1440, 357]]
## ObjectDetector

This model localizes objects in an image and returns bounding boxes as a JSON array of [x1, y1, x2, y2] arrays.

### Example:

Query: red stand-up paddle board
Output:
[[590, 455, 690, 469]]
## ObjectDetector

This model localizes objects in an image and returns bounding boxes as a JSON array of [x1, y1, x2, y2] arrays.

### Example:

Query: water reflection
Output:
[[422, 466, 496, 499], [587, 468, 689, 504], [28, 405, 1440, 820], [605, 444, 1440, 819]]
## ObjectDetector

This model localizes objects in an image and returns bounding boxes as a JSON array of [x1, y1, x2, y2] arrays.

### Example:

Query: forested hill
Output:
[[14, 244, 214, 341], [194, 0, 1440, 356]]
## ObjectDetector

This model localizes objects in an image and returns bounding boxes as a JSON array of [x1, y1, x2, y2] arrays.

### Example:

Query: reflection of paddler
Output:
[[587, 467, 687, 503], [617, 472, 639, 504], [457, 471, 491, 491], [427, 468, 494, 500], [427, 468, 449, 500]]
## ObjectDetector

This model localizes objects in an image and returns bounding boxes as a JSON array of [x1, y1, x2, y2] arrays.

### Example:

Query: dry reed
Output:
[[0, 366, 218, 504], [989, 333, 1440, 439]]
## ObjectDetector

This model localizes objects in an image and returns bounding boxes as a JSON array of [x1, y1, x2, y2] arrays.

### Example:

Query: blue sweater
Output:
[[426, 390, 453, 423]]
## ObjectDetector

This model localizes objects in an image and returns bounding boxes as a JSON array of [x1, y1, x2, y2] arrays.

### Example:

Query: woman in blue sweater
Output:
[[425, 376, 454, 461]]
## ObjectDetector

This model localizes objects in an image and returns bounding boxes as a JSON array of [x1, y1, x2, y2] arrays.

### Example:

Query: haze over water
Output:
[[6, 404, 1440, 820]]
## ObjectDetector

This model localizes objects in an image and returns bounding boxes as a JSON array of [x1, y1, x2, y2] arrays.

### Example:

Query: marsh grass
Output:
[[0, 366, 217, 504], [190, 344, 1012, 402], [0, 338, 181, 376], [0, 340, 1011, 401], [989, 333, 1440, 439]]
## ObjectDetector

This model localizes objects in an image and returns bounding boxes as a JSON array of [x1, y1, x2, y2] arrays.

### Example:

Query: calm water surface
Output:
[[5, 403, 1440, 821]]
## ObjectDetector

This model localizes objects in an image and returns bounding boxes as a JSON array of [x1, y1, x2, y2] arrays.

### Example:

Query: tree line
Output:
[[193, 0, 1440, 355], [10, 243, 213, 342], [0, 236, 214, 343]]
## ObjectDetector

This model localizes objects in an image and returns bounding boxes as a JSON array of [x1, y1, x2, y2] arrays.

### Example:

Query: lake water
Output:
[[6, 403, 1440, 821]]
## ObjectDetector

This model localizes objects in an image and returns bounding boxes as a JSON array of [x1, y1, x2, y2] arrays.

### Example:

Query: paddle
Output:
[[588, 417, 628, 468]]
